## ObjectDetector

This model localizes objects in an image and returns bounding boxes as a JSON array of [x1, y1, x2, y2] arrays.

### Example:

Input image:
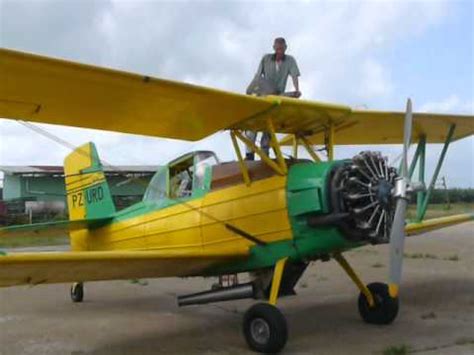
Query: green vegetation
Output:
[[407, 202, 474, 220], [404, 252, 439, 260], [0, 202, 471, 249], [455, 337, 474, 346], [413, 188, 474, 204], [420, 311, 437, 320], [0, 235, 68, 249], [403, 252, 460, 262], [445, 254, 460, 261], [382, 345, 409, 355], [130, 279, 149, 286], [371, 262, 385, 268]]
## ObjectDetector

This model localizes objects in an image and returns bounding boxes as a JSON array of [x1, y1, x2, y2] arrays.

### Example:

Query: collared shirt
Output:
[[255, 54, 300, 94]]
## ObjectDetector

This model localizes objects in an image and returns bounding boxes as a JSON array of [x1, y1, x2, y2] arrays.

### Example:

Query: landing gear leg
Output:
[[70, 282, 84, 303], [243, 258, 288, 353], [333, 253, 399, 325]]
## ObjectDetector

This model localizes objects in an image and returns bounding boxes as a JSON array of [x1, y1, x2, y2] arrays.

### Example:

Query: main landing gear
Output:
[[243, 303, 287, 353], [334, 253, 399, 325], [358, 282, 399, 325], [242, 258, 288, 353], [70, 282, 84, 303]]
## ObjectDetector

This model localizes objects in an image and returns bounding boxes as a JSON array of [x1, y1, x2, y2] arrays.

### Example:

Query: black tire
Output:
[[70, 283, 84, 303], [358, 282, 399, 325], [243, 303, 288, 353]]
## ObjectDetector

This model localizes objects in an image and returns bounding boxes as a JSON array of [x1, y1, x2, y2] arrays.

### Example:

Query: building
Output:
[[0, 165, 159, 223]]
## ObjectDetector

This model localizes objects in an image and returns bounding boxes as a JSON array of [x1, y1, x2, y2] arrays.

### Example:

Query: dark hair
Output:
[[274, 37, 287, 46]]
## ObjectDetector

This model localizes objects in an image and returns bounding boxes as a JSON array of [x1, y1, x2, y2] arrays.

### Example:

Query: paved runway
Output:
[[1, 223, 473, 354]]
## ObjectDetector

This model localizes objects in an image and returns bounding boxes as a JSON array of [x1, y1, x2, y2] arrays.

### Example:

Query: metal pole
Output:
[[327, 122, 334, 161], [408, 136, 425, 179], [418, 124, 456, 221], [230, 131, 251, 186], [292, 135, 298, 159], [415, 136, 426, 221]]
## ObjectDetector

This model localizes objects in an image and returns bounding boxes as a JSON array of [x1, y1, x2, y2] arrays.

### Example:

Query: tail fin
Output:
[[64, 142, 116, 221]]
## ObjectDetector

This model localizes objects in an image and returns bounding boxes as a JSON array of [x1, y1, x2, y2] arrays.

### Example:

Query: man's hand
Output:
[[291, 76, 301, 98], [283, 91, 301, 98]]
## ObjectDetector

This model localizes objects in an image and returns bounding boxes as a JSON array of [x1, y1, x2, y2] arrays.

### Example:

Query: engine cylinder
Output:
[[329, 151, 398, 244]]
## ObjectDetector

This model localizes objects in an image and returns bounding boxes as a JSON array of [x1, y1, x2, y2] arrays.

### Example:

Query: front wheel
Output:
[[358, 282, 399, 325], [243, 303, 288, 353], [70, 282, 84, 303]]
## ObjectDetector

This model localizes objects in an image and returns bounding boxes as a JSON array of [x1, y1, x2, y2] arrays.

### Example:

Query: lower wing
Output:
[[406, 213, 474, 236], [0, 248, 248, 287]]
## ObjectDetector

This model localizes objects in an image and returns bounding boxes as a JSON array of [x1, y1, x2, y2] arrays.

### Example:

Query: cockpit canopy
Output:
[[143, 151, 219, 202]]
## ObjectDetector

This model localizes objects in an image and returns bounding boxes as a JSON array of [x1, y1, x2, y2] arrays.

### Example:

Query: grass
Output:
[[371, 262, 385, 268], [406, 202, 474, 220], [0, 203, 472, 249], [403, 252, 439, 260], [382, 345, 409, 355], [444, 254, 460, 261], [420, 311, 437, 320], [0, 235, 69, 249], [403, 252, 460, 262], [455, 337, 474, 346]]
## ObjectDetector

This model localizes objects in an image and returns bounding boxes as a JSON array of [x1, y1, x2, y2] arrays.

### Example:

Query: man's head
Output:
[[273, 37, 287, 58]]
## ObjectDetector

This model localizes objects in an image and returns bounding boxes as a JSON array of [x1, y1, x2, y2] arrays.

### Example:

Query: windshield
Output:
[[194, 151, 219, 191], [143, 151, 219, 202], [143, 167, 167, 202]]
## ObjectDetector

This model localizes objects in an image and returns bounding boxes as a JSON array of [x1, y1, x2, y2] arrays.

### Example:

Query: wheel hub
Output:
[[250, 318, 270, 345]]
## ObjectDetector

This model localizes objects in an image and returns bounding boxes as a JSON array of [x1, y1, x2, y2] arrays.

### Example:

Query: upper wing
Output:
[[265, 98, 473, 145], [1, 48, 472, 143], [0, 248, 248, 287], [0, 48, 273, 141]]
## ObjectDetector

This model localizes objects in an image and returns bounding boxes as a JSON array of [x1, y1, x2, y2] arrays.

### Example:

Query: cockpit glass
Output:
[[143, 167, 167, 202], [143, 151, 219, 202], [194, 152, 219, 190]]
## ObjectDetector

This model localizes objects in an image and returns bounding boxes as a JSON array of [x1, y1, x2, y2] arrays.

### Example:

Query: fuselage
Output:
[[69, 152, 361, 275]]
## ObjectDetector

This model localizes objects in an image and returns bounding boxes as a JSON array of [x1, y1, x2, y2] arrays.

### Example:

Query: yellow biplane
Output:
[[0, 48, 473, 353]]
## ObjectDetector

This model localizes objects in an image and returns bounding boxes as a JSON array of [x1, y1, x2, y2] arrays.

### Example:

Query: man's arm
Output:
[[255, 56, 265, 78], [292, 76, 299, 92], [289, 57, 301, 97], [246, 56, 266, 95]]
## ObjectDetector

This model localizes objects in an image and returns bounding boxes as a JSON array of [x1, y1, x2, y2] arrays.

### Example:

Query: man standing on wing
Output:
[[245, 37, 301, 160]]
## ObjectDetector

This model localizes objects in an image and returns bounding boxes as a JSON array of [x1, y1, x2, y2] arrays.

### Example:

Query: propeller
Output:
[[388, 98, 416, 299]]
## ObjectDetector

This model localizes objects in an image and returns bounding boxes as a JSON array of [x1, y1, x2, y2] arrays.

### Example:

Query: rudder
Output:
[[64, 142, 116, 221]]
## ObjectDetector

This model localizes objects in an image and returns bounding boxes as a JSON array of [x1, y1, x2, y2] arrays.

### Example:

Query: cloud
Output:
[[1, 0, 472, 188], [419, 95, 473, 114], [335, 94, 474, 188]]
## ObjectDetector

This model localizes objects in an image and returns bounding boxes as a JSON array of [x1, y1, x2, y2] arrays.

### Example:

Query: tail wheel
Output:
[[70, 282, 84, 303], [243, 303, 288, 353], [358, 282, 399, 325]]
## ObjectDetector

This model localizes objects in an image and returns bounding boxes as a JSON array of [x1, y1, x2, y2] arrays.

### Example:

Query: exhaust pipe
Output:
[[178, 282, 255, 307]]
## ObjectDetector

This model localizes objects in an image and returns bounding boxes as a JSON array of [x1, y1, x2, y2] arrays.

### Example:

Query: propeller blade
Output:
[[388, 98, 413, 298], [388, 198, 407, 298]]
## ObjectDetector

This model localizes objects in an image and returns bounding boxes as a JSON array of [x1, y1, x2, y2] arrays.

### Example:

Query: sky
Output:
[[0, 0, 473, 187]]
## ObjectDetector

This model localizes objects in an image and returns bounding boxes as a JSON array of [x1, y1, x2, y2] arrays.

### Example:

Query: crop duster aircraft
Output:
[[0, 48, 473, 353]]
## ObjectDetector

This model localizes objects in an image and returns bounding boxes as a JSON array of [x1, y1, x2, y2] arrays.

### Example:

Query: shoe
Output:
[[245, 153, 255, 161]]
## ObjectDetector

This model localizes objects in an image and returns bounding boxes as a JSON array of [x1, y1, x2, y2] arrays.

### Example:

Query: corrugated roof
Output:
[[0, 165, 160, 175]]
